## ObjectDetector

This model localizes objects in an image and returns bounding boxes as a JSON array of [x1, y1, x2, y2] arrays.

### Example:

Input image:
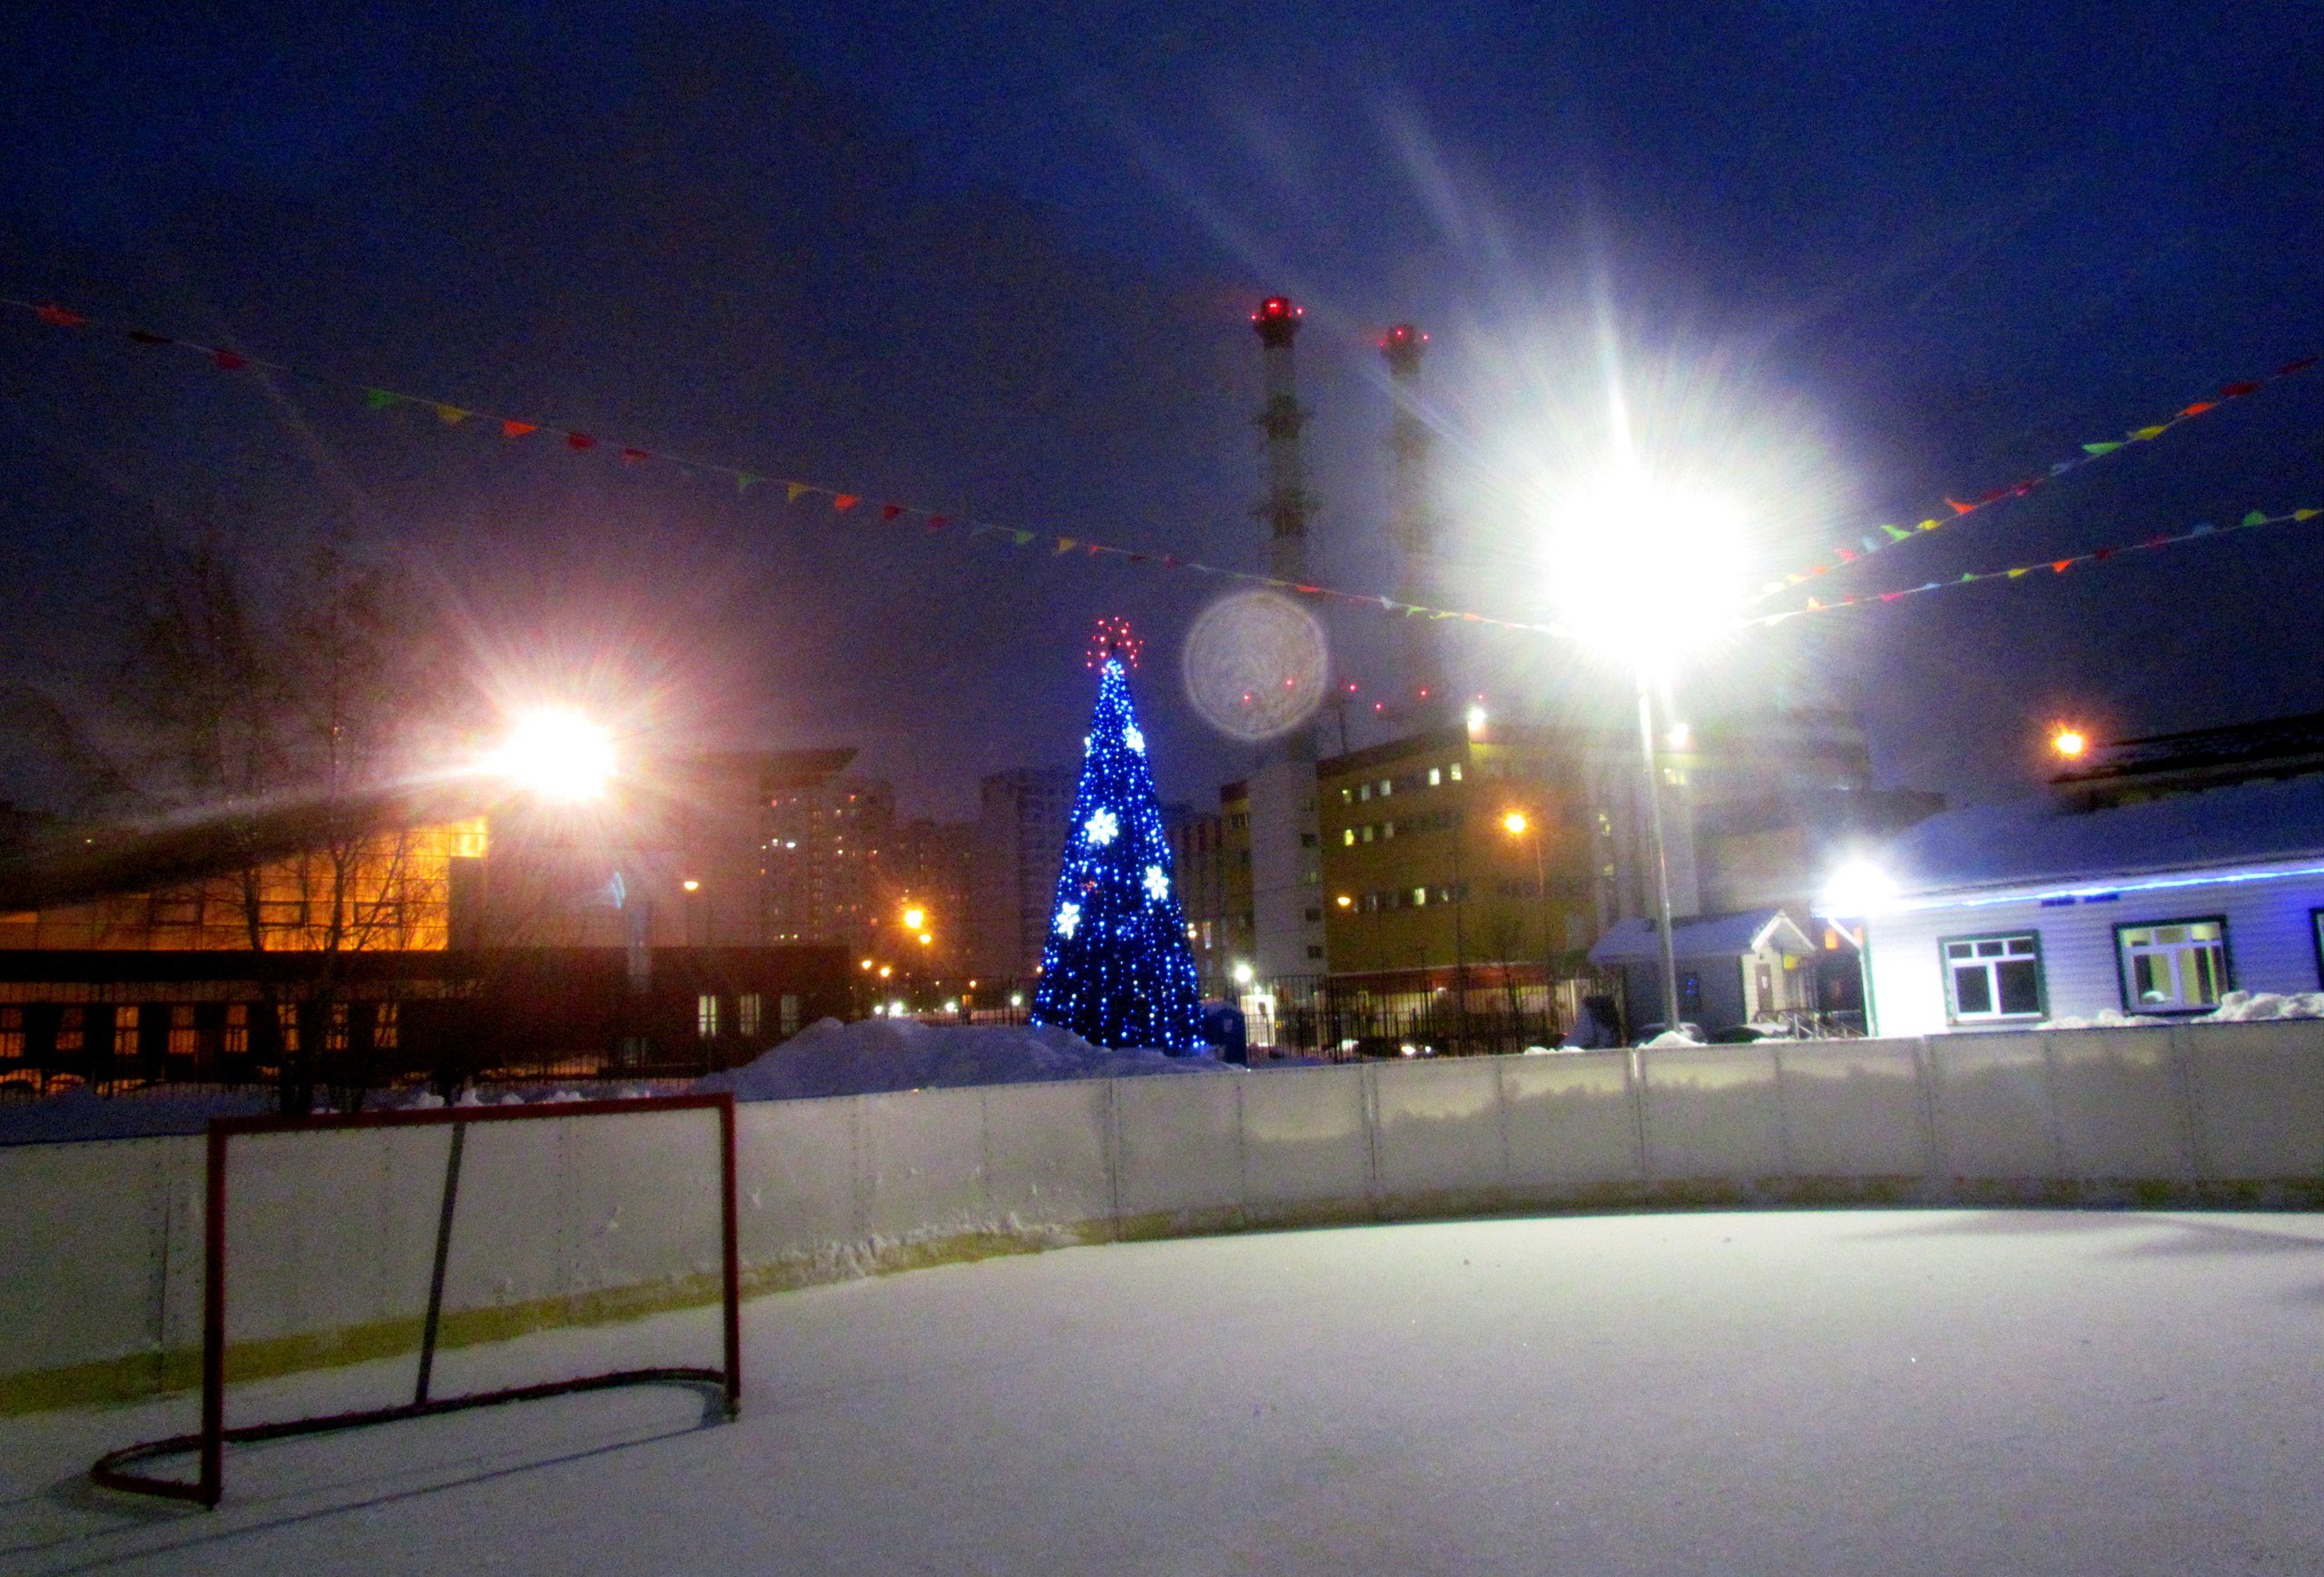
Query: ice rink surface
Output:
[[5, 1209, 2322, 1576]]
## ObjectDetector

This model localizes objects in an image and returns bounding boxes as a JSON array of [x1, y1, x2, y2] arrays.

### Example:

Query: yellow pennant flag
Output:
[[435, 404, 468, 425], [2130, 425, 2168, 440], [1055, 537, 1078, 554], [2006, 567, 2030, 578], [785, 482, 809, 504]]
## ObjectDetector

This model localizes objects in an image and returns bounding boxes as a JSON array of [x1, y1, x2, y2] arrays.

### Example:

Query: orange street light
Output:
[[901, 904, 927, 931], [1501, 810, 1529, 837], [2051, 724, 2089, 760]]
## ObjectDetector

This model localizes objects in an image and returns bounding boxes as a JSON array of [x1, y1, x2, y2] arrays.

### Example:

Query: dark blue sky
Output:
[[2, 2, 2319, 816]]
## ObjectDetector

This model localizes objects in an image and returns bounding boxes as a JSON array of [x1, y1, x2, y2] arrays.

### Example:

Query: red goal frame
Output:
[[92, 1092, 741, 1509]]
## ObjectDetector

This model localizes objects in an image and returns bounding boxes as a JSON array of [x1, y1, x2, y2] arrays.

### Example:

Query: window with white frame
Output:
[[1943, 933, 2044, 1020], [2117, 919, 2228, 1011]]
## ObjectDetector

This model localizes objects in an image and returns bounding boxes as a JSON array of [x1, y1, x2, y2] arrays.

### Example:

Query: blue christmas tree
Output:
[[1030, 621, 1207, 1053]]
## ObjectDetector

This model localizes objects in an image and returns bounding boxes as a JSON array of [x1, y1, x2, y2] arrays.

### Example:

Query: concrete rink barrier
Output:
[[5, 1023, 2321, 1413]]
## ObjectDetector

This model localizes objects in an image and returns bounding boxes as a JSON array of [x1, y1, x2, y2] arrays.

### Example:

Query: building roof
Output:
[[1588, 909, 1819, 965], [1877, 774, 2324, 897]]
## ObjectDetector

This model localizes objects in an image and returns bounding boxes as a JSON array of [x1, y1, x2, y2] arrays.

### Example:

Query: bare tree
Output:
[[121, 527, 468, 1113]]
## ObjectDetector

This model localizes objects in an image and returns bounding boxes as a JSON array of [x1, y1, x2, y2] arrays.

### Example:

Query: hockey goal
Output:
[[93, 1092, 740, 1508]]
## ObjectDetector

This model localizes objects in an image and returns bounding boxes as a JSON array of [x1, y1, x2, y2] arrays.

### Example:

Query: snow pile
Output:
[[2044, 992, 2324, 1030], [696, 1016, 1225, 1103], [1641, 1029, 1701, 1049], [2201, 990, 2324, 1022], [0, 1088, 270, 1146]]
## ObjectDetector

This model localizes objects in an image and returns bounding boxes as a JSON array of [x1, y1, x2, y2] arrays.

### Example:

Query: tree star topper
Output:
[[1086, 616, 1143, 669]]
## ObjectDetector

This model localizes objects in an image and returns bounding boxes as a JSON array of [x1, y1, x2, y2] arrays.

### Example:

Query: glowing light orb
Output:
[[1182, 590, 1329, 742], [491, 708, 615, 802], [901, 906, 927, 931], [2051, 726, 2089, 759]]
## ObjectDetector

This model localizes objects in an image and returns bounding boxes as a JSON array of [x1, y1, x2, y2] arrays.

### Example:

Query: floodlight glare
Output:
[[492, 708, 615, 802], [1546, 470, 1748, 665], [1818, 858, 1898, 919], [1501, 810, 1529, 836]]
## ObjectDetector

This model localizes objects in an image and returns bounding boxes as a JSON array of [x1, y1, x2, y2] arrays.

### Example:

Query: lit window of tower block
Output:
[[1029, 620, 1207, 1052]]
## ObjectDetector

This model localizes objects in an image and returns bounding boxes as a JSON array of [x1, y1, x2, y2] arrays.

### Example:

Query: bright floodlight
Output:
[[493, 708, 615, 802], [1501, 810, 1529, 836], [1818, 858, 1898, 919], [2051, 725, 2089, 760], [1546, 470, 1748, 665], [901, 905, 927, 932]]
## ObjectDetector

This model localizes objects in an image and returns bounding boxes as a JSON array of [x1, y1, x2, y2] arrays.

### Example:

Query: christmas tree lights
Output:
[[1029, 623, 1207, 1052]]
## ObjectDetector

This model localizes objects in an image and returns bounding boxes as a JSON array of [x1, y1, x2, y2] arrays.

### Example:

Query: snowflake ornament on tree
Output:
[[1031, 619, 1207, 1053]]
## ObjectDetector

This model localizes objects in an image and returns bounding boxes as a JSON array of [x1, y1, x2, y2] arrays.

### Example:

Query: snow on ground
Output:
[[6, 1209, 2322, 1576], [2045, 989, 2324, 1030], [696, 1016, 1226, 1102]]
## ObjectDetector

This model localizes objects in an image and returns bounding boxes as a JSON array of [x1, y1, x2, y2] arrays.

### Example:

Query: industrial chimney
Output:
[[1251, 296, 1312, 587], [1381, 322, 1449, 725]]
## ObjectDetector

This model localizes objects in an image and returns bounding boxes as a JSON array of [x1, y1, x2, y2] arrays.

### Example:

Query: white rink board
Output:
[[9, 1020, 2324, 1409]]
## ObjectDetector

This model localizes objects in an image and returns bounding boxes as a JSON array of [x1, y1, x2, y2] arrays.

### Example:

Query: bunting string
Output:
[[1749, 350, 2318, 604], [1, 295, 1570, 637], [1747, 504, 2322, 627]]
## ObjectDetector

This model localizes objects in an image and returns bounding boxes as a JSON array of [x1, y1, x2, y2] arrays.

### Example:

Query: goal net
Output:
[[93, 1093, 740, 1508]]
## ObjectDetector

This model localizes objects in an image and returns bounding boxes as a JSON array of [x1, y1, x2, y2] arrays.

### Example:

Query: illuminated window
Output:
[[1358, 784, 1372, 802], [2117, 920, 2228, 1012], [168, 1004, 199, 1058], [375, 1001, 399, 1050], [259, 897, 307, 931], [739, 993, 763, 1036], [1943, 934, 2043, 1020], [1428, 767, 1442, 786], [1343, 828, 1355, 846], [1448, 762, 1463, 782], [697, 994, 720, 1040], [1412, 887, 1429, 907], [1377, 779, 1393, 798], [0, 1005, 22, 1059]]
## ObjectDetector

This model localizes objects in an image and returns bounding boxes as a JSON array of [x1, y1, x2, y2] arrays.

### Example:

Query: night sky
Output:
[[3, 2, 2319, 820]]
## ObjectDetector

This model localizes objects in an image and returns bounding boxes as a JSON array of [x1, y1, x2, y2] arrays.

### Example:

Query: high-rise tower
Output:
[[1252, 296, 1313, 587], [1381, 323, 1451, 726]]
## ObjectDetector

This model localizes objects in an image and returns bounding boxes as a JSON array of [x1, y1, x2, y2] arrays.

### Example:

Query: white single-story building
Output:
[[1846, 775, 2324, 1036], [1588, 908, 1828, 1035]]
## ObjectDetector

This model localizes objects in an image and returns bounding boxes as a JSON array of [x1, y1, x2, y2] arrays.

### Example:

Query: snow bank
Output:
[[2043, 991, 2324, 1030], [1641, 1030, 1701, 1049], [0, 1089, 270, 1146], [696, 1017, 1225, 1102]]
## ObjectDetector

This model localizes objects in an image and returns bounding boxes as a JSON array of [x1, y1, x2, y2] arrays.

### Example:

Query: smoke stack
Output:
[[1381, 322, 1449, 724], [1251, 296, 1311, 586]]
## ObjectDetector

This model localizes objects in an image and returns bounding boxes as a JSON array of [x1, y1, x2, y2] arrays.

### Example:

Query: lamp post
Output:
[[1633, 674, 1683, 1037], [1542, 466, 1745, 1044], [1502, 809, 1557, 1041]]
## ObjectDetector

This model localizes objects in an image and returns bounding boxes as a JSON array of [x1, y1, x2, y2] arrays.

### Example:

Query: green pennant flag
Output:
[[2241, 510, 2270, 527], [1010, 529, 1036, 547], [1880, 524, 1911, 542], [2082, 441, 2122, 456], [364, 389, 397, 410], [736, 472, 763, 494]]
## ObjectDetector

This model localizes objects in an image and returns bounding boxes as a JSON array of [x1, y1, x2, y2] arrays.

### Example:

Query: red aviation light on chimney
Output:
[[1378, 323, 1429, 349], [1254, 296, 1301, 322]]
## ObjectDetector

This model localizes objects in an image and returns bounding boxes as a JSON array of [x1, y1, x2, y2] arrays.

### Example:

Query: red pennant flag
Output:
[[2178, 401, 2216, 417], [1978, 487, 2009, 504], [620, 448, 650, 465], [1836, 548, 1856, 563], [212, 349, 248, 370], [2144, 535, 2171, 548], [2052, 559, 2073, 573], [926, 514, 949, 530], [502, 419, 537, 439], [2279, 357, 2318, 376], [2011, 479, 2039, 497], [34, 303, 86, 328], [1879, 592, 1904, 603], [2093, 547, 2114, 561], [2220, 380, 2260, 397], [565, 432, 596, 450], [881, 503, 902, 521], [1946, 498, 1974, 514], [126, 329, 170, 345], [833, 494, 859, 511]]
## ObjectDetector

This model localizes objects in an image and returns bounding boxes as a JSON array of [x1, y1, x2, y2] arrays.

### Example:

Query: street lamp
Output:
[[1501, 809, 1555, 1034], [1547, 468, 1748, 1039], [488, 708, 615, 803]]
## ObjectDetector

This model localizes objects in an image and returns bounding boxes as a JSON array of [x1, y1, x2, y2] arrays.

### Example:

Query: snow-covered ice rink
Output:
[[5, 1209, 2322, 1575]]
